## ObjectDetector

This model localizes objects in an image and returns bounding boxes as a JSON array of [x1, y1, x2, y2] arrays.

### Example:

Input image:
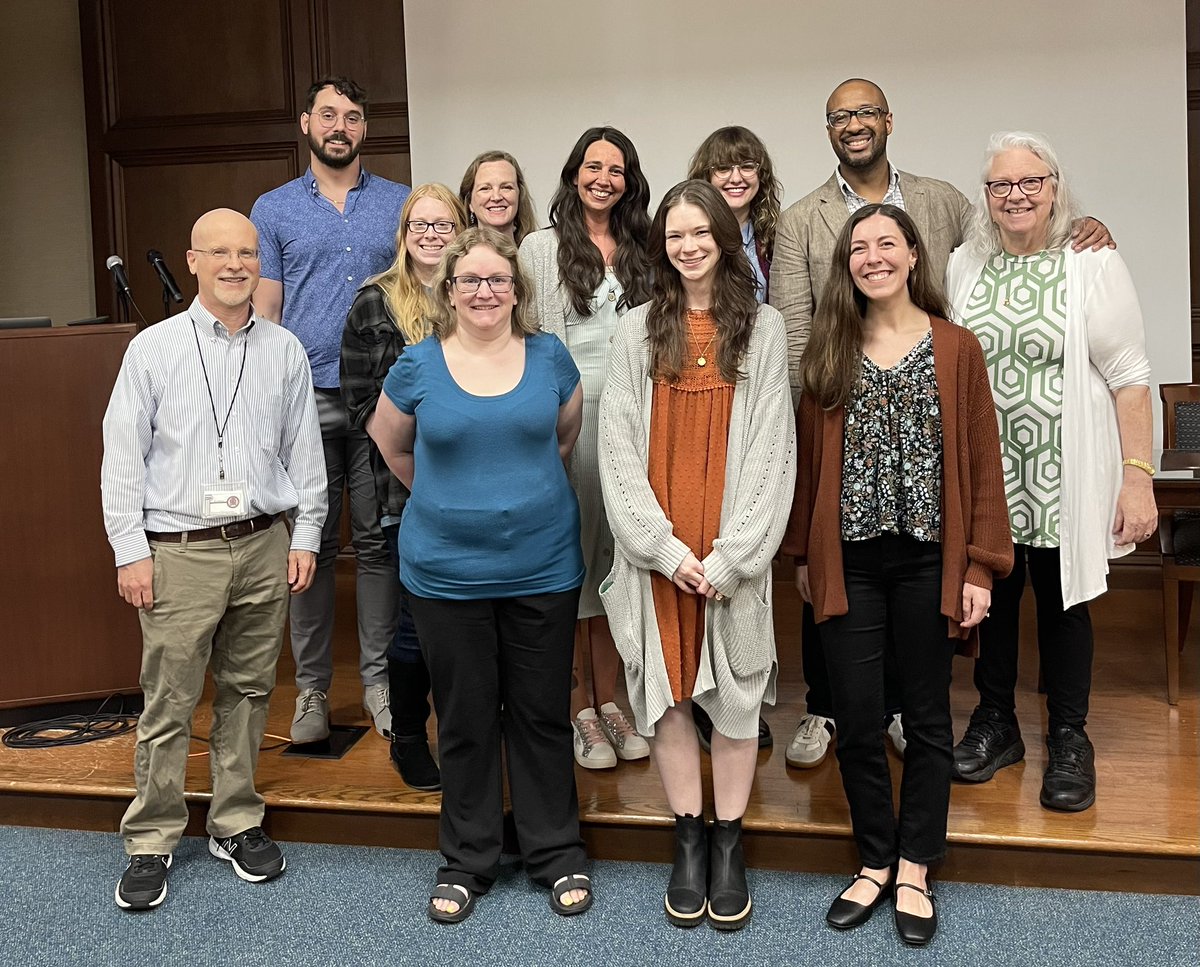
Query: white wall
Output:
[[405, 0, 1191, 429], [0, 0, 95, 324]]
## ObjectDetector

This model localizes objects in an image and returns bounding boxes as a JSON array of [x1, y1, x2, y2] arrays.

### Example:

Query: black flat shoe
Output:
[[894, 881, 937, 947], [825, 871, 892, 930]]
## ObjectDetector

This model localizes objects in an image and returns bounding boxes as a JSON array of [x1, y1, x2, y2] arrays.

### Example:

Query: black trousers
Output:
[[819, 535, 953, 867], [803, 604, 901, 720], [407, 586, 586, 894], [975, 544, 1093, 733]]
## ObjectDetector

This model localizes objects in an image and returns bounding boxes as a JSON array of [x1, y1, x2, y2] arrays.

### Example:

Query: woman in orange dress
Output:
[[598, 180, 795, 931]]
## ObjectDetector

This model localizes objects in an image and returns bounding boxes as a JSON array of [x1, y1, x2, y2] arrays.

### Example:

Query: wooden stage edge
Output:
[[2, 571, 1197, 898]]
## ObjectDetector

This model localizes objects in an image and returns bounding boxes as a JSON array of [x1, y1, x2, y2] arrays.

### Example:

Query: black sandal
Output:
[[427, 883, 475, 924], [550, 873, 593, 916]]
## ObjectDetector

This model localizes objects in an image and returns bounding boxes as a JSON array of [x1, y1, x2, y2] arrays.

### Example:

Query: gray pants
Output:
[[289, 388, 397, 691]]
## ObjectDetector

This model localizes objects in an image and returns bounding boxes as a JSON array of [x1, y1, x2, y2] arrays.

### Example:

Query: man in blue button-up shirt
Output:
[[251, 77, 410, 745]]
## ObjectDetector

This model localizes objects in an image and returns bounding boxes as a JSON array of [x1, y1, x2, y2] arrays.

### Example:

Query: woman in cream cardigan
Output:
[[598, 180, 795, 931], [945, 131, 1155, 814]]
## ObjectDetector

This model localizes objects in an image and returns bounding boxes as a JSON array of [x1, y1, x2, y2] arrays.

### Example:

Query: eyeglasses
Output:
[[985, 175, 1054, 198], [406, 220, 457, 235], [826, 107, 886, 128], [310, 109, 365, 129], [709, 161, 761, 179], [192, 248, 260, 262], [450, 275, 515, 294]]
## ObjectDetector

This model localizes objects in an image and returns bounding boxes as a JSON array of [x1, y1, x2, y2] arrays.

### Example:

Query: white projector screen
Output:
[[405, 0, 1190, 437]]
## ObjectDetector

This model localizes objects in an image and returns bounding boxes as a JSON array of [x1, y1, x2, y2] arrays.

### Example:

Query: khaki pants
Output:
[[121, 520, 290, 855]]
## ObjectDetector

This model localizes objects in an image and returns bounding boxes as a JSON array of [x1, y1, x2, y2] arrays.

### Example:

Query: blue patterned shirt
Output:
[[251, 168, 410, 388]]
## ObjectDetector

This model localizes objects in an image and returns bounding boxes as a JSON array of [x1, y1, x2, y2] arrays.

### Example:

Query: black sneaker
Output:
[[953, 707, 1024, 783], [115, 853, 171, 911], [209, 827, 286, 882], [692, 704, 772, 752], [1040, 726, 1096, 812]]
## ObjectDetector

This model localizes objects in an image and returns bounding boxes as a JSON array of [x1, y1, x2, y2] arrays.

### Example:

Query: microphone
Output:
[[106, 255, 133, 302], [147, 249, 184, 304]]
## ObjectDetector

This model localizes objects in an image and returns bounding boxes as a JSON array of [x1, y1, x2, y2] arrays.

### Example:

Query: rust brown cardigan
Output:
[[780, 317, 1014, 652]]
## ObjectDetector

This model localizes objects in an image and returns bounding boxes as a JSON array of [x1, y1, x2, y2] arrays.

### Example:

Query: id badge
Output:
[[201, 481, 249, 519]]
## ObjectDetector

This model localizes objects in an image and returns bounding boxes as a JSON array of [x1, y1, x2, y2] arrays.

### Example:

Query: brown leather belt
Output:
[[147, 513, 280, 544]]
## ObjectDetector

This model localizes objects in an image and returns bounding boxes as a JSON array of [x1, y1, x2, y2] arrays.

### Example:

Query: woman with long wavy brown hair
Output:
[[598, 180, 795, 930], [783, 203, 1011, 947], [519, 127, 653, 772]]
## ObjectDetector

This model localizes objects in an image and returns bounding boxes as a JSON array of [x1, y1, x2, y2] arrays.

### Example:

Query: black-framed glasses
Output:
[[406, 220, 456, 235], [709, 161, 761, 178], [311, 109, 364, 129], [985, 176, 1054, 198], [826, 106, 886, 128], [192, 247, 260, 262], [451, 275, 515, 294]]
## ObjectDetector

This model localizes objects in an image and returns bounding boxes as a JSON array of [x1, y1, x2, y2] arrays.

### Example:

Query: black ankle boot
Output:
[[665, 814, 707, 928], [707, 817, 751, 930], [388, 658, 440, 791]]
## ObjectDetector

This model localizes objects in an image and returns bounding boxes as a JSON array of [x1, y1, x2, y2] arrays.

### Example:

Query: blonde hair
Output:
[[366, 183, 468, 345], [429, 228, 537, 339]]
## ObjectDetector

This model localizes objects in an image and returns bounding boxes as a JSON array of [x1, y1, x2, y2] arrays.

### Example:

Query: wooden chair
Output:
[[1157, 383, 1200, 704]]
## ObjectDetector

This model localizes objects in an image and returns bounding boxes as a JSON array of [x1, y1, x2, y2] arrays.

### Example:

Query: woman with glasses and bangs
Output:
[[519, 127, 654, 773], [340, 183, 467, 793], [945, 132, 1155, 815], [369, 226, 592, 924], [687, 125, 783, 305], [598, 180, 795, 931]]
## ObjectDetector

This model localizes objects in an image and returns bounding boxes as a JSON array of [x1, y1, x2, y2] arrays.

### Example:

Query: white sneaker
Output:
[[598, 702, 650, 761], [573, 708, 617, 769], [887, 713, 907, 758], [291, 688, 330, 743], [363, 683, 392, 738], [786, 713, 834, 768]]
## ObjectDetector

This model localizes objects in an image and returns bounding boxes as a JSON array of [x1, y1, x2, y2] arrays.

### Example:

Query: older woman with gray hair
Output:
[[945, 131, 1155, 812]]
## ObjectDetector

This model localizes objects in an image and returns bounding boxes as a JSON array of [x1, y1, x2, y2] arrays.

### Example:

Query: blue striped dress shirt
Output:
[[101, 297, 328, 567]]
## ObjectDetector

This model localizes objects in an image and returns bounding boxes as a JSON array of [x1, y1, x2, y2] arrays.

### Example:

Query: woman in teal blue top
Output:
[[369, 227, 591, 925]]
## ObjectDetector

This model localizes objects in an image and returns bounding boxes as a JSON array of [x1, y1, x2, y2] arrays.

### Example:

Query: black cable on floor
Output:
[[1, 693, 139, 749]]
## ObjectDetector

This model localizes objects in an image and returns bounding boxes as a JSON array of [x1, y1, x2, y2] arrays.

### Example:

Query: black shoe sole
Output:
[[953, 739, 1025, 783], [1039, 789, 1096, 812]]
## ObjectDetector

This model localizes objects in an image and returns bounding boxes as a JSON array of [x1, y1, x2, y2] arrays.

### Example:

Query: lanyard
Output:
[[190, 316, 249, 481]]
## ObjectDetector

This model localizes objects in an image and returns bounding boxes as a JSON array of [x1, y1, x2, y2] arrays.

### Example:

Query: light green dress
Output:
[[565, 270, 622, 618]]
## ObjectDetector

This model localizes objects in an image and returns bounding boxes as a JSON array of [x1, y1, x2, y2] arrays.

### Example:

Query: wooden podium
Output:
[[0, 323, 142, 710]]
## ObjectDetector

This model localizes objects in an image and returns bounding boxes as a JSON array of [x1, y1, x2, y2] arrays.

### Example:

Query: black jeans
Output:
[[407, 586, 586, 894], [819, 535, 953, 867], [803, 604, 901, 721], [975, 543, 1093, 733]]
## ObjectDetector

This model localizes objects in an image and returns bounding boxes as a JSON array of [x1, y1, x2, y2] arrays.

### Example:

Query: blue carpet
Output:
[[0, 825, 1195, 967]]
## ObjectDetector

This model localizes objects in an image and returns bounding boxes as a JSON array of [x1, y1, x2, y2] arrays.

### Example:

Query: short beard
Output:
[[308, 130, 361, 170], [835, 135, 886, 171]]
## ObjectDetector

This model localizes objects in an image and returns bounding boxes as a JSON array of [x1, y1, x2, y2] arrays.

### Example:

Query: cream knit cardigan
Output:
[[597, 302, 796, 739]]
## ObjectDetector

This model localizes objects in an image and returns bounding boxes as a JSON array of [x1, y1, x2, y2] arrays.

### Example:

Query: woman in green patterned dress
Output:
[[945, 131, 1156, 813]]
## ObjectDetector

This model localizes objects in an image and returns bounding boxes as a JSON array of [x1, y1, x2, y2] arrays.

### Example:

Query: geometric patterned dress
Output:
[[960, 250, 1066, 547]]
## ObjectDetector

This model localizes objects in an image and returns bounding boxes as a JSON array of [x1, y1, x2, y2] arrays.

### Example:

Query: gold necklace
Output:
[[695, 330, 718, 367]]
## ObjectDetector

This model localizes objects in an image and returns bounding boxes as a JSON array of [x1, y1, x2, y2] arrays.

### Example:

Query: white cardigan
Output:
[[597, 303, 796, 739], [945, 246, 1151, 608]]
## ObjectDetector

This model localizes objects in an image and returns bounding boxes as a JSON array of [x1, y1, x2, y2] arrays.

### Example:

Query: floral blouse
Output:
[[841, 330, 943, 543]]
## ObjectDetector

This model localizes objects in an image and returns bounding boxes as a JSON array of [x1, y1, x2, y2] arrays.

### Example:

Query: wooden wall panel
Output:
[[80, 0, 408, 320], [114, 151, 296, 318], [106, 0, 293, 126]]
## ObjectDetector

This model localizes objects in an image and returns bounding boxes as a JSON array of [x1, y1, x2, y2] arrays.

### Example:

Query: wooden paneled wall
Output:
[[1188, 7, 1200, 380], [77, 0, 411, 322]]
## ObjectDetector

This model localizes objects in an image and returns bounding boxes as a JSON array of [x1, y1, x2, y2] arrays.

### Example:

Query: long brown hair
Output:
[[457, 149, 538, 244], [549, 126, 652, 316], [686, 125, 782, 260], [800, 203, 952, 410], [646, 180, 758, 385], [366, 184, 468, 345]]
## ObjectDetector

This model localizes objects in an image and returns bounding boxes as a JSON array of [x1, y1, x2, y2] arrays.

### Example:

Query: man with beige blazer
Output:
[[771, 77, 1113, 772]]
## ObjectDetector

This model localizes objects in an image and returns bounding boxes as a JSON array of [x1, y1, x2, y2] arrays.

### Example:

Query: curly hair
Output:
[[687, 125, 782, 261]]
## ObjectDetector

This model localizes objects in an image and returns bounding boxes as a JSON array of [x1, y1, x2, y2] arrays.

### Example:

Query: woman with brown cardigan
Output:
[[781, 203, 1011, 947]]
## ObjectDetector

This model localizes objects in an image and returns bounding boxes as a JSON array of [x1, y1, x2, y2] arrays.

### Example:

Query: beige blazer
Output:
[[769, 169, 971, 402]]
